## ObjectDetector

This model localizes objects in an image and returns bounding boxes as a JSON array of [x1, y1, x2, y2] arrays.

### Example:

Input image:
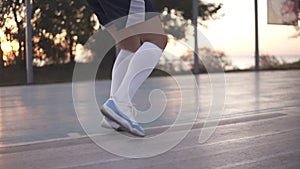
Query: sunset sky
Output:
[[164, 0, 300, 68], [1, 0, 299, 69], [199, 0, 300, 57]]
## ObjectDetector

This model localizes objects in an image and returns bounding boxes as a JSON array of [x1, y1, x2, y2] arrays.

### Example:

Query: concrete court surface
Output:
[[0, 70, 300, 169]]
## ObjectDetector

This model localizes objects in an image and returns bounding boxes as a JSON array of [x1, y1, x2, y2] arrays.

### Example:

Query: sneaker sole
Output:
[[101, 118, 123, 131], [100, 105, 145, 137]]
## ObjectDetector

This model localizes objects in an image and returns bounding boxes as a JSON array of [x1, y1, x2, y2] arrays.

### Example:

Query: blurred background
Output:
[[0, 0, 299, 86]]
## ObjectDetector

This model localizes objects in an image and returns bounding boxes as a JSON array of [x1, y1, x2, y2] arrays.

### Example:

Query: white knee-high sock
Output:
[[113, 42, 162, 104], [110, 49, 134, 97]]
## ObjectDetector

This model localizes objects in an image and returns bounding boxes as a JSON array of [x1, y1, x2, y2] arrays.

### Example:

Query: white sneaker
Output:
[[100, 98, 145, 137], [101, 117, 122, 131]]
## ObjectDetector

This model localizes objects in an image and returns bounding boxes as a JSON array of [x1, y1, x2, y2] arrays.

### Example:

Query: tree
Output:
[[0, 42, 3, 68], [259, 54, 281, 69], [160, 9, 187, 39], [195, 47, 232, 72], [0, 0, 96, 66], [0, 0, 222, 67], [152, 0, 222, 21], [0, 0, 26, 68], [158, 47, 233, 73], [154, 0, 222, 39], [32, 0, 95, 63], [291, 1, 300, 38]]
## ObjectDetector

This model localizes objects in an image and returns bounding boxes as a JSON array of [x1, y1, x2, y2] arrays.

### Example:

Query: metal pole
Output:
[[193, 0, 199, 74], [254, 0, 259, 71], [25, 0, 33, 83]]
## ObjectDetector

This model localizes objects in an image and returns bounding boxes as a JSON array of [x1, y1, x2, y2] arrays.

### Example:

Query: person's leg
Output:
[[110, 49, 133, 96], [128, 34, 168, 99], [112, 34, 167, 103], [102, 36, 140, 130], [112, 16, 167, 103], [140, 33, 168, 50], [101, 33, 166, 135], [117, 35, 141, 53], [101, 39, 163, 136], [110, 36, 141, 97], [101, 14, 167, 136]]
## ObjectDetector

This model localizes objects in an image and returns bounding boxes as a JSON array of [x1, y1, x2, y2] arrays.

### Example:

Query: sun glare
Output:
[[0, 41, 19, 53], [1, 42, 12, 53]]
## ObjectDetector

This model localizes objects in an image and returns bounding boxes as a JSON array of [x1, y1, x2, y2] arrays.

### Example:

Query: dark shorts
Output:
[[86, 0, 157, 29]]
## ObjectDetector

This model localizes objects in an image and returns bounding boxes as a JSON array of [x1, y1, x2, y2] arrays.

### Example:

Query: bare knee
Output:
[[140, 34, 168, 50], [118, 35, 141, 52]]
